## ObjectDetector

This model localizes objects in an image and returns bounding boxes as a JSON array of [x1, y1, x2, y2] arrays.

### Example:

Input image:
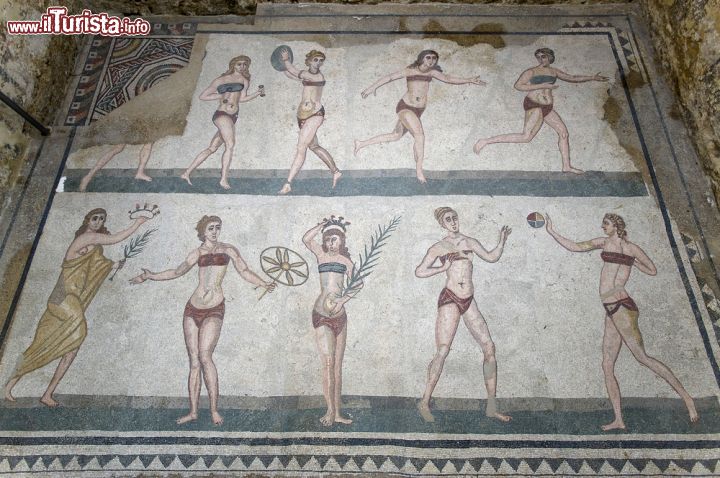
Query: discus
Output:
[[271, 45, 294, 71]]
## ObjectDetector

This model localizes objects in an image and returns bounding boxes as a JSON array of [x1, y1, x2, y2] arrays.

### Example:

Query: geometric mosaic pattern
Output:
[[64, 36, 114, 126], [683, 232, 720, 328], [683, 232, 705, 263], [64, 23, 196, 126], [703, 283, 720, 327], [560, 21, 647, 80], [2, 454, 719, 475], [89, 37, 193, 122]]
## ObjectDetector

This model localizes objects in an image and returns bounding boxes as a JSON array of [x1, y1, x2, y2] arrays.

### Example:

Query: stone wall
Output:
[[0, 0, 80, 209], [641, 0, 720, 205]]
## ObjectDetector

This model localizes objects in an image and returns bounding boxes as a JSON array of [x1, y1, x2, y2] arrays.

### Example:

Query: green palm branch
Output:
[[340, 216, 401, 300], [109, 228, 157, 281]]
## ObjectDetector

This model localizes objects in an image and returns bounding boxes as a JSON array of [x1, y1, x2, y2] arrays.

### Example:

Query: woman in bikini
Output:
[[355, 50, 486, 183], [473, 48, 608, 174], [181, 56, 265, 190], [415, 207, 512, 423], [131, 215, 275, 425], [302, 216, 359, 426], [278, 49, 341, 195], [545, 212, 698, 430]]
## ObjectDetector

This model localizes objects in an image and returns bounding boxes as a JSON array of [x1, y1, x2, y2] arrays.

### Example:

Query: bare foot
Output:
[[176, 413, 198, 424], [686, 397, 699, 423], [211, 410, 224, 426], [417, 402, 435, 423], [320, 410, 335, 427], [40, 395, 60, 408], [219, 178, 231, 190], [134, 172, 153, 182], [601, 419, 626, 431], [180, 172, 193, 186], [353, 140, 361, 157], [278, 182, 292, 195], [79, 174, 91, 192], [332, 170, 342, 189], [334, 414, 353, 425], [487, 411, 512, 422], [473, 139, 488, 155], [562, 166, 584, 175], [416, 170, 427, 184], [4, 379, 18, 402]]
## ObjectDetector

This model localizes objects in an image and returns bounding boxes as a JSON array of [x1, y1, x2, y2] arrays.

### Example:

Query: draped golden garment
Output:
[[12, 247, 113, 380]]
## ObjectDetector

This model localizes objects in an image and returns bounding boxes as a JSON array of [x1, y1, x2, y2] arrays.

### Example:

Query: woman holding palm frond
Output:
[[302, 216, 360, 426], [4, 208, 156, 407]]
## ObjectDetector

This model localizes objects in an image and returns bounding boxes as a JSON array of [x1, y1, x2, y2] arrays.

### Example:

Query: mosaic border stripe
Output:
[[0, 454, 718, 475]]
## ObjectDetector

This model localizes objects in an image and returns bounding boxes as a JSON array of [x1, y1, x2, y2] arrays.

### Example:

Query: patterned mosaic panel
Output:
[[64, 23, 196, 126]]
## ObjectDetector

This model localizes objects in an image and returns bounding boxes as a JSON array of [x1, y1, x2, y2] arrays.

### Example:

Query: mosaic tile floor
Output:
[[1, 4, 719, 476]]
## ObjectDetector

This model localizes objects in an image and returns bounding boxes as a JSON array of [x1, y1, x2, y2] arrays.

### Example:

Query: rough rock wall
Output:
[[0, 0, 80, 208], [641, 0, 720, 205]]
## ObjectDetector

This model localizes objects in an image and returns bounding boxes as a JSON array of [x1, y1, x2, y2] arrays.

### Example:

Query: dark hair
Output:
[[534, 48, 555, 64], [409, 49, 443, 72], [603, 213, 627, 239], [321, 229, 350, 259], [305, 49, 326, 66], [75, 208, 109, 237], [434, 207, 457, 226], [196, 215, 222, 242]]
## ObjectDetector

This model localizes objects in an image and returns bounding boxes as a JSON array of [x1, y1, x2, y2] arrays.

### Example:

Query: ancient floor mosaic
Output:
[[1, 4, 719, 476]]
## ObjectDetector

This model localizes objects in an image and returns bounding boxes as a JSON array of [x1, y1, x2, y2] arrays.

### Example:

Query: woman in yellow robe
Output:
[[4, 207, 155, 407]]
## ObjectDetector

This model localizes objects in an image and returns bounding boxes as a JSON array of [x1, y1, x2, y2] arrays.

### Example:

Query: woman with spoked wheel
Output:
[[131, 215, 275, 426], [302, 216, 361, 426]]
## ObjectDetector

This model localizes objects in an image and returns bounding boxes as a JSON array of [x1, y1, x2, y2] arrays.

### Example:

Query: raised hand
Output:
[[500, 225, 512, 242], [280, 48, 290, 62], [544, 213, 554, 233]]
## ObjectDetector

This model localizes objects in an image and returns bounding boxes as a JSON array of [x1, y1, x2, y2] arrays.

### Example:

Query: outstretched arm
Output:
[[236, 77, 262, 103], [76, 216, 153, 250], [415, 246, 450, 278], [228, 246, 275, 290], [514, 68, 559, 92], [545, 214, 603, 252], [432, 70, 486, 86], [469, 226, 512, 263], [361, 69, 406, 98], [555, 68, 608, 83], [280, 48, 303, 80], [130, 249, 199, 283], [630, 244, 657, 276]]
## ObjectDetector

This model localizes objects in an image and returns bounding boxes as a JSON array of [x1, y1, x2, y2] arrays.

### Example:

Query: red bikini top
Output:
[[407, 75, 432, 82], [600, 251, 635, 266], [198, 253, 230, 267]]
